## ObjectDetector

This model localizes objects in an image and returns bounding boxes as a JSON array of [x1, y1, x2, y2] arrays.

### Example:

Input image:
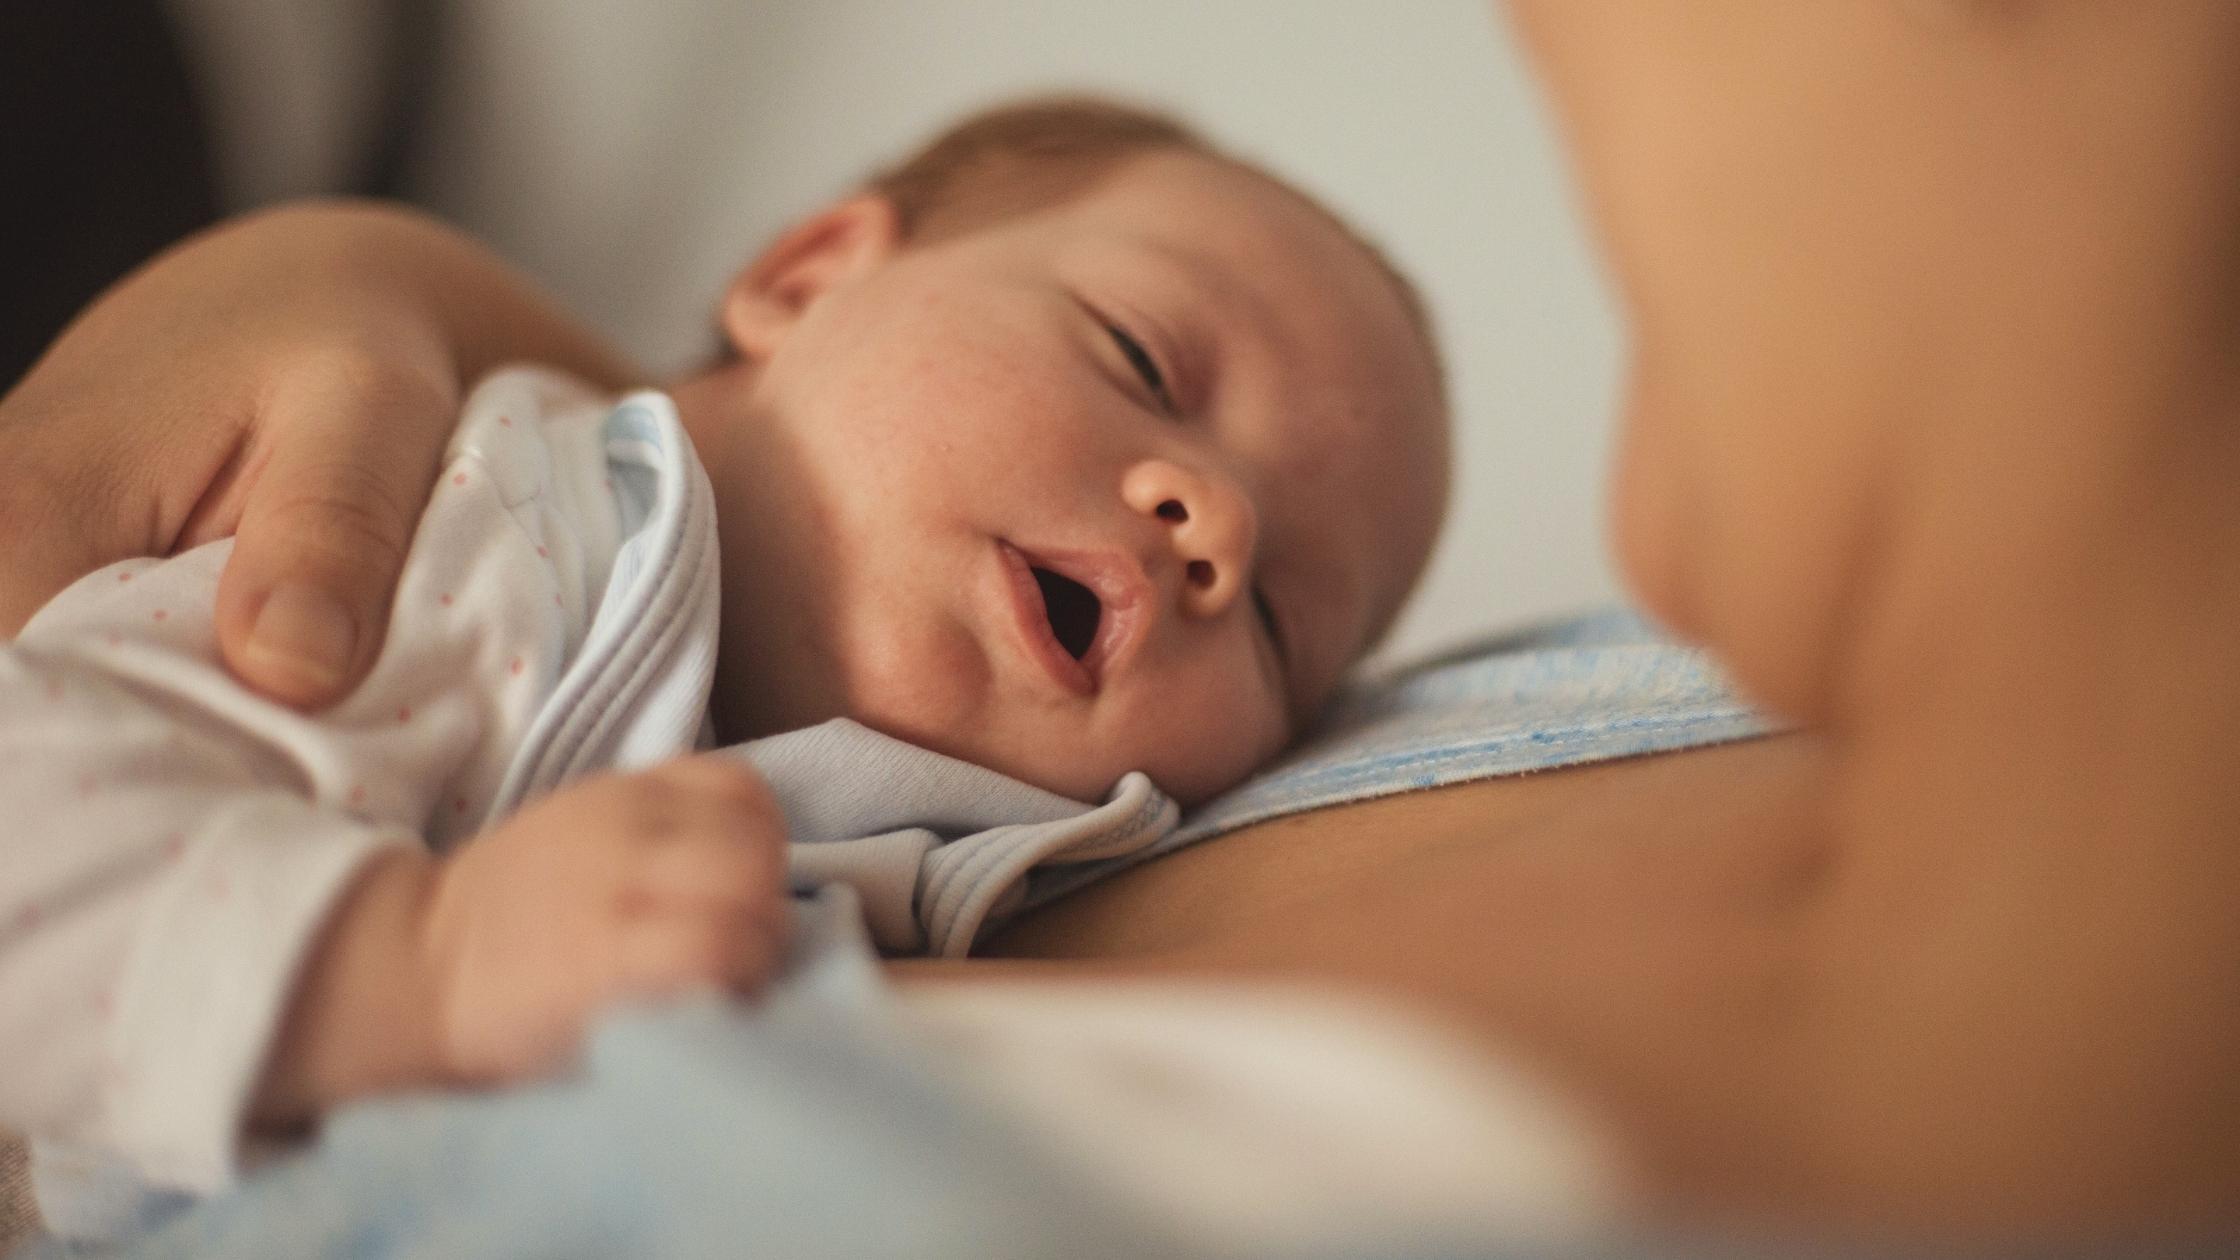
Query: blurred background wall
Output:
[[165, 0, 1629, 661]]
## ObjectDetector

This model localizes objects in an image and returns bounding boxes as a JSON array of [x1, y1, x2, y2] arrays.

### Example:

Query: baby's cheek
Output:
[[1137, 690, 1287, 809]]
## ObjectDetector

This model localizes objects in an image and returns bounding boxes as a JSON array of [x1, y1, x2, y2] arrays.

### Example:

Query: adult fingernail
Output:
[[246, 585, 357, 694]]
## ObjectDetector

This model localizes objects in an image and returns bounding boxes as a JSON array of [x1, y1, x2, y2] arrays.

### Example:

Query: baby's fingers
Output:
[[610, 911, 788, 998], [629, 833, 793, 919], [635, 756, 788, 862], [641, 754, 781, 821]]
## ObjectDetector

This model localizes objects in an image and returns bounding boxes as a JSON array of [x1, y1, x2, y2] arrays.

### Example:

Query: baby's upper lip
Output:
[[999, 540, 1154, 695]]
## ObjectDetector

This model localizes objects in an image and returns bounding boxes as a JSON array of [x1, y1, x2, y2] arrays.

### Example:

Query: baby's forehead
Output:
[[1151, 168, 1436, 385]]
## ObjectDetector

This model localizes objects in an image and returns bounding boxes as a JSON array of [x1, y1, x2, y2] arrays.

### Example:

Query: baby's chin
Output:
[[712, 664, 1258, 806], [902, 727, 1127, 804], [840, 715, 1169, 806], [969, 739, 1256, 810]]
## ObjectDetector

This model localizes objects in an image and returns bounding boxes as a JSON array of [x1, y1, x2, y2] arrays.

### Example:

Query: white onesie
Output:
[[0, 367, 721, 1194]]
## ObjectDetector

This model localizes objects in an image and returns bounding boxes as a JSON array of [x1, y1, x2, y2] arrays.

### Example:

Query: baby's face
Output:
[[684, 152, 1447, 804]]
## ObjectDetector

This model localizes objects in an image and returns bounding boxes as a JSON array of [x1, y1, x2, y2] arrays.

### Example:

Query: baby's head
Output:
[[670, 97, 1450, 805]]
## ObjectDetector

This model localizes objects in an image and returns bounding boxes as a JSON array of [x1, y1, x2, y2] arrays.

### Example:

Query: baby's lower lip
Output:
[[997, 541, 1097, 697]]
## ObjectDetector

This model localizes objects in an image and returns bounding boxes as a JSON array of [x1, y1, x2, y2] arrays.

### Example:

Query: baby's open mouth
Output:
[[1030, 566, 1103, 662]]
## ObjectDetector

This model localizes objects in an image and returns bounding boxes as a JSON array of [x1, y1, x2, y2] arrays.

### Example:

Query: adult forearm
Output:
[[244, 200, 642, 394], [0, 199, 644, 704], [0, 199, 639, 638]]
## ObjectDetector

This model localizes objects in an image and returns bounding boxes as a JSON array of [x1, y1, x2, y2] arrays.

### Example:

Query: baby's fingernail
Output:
[[246, 585, 357, 694]]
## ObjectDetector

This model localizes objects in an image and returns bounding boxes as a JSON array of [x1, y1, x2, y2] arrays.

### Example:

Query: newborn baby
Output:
[[0, 98, 1449, 1198]]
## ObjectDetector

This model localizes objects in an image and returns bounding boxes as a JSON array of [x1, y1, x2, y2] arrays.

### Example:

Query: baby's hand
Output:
[[422, 754, 792, 1085]]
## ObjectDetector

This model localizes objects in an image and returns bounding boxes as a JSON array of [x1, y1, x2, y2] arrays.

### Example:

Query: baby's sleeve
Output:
[[0, 636, 419, 1195], [0, 374, 598, 1202]]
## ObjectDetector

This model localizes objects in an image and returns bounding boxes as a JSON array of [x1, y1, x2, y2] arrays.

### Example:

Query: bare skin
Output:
[[944, 2, 2240, 1237], [972, 738, 1833, 1220], [968, 726, 2240, 1236], [1513, 0, 2240, 1230]]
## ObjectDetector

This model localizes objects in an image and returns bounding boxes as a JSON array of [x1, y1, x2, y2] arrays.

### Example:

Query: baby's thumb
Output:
[[214, 371, 451, 708]]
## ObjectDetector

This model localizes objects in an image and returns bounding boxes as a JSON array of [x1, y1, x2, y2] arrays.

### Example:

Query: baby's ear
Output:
[[720, 196, 902, 360]]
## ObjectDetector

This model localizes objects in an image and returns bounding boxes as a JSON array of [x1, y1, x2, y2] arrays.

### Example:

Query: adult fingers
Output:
[[210, 353, 455, 709]]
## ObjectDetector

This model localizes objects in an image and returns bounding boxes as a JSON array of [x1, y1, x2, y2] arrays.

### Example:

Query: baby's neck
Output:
[[658, 361, 754, 459], [657, 361, 790, 749]]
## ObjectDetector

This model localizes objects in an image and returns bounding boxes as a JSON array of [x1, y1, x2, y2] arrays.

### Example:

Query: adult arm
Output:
[[0, 199, 640, 705]]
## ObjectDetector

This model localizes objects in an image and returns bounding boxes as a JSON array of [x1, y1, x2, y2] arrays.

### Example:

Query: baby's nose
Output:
[[1121, 459, 1258, 620]]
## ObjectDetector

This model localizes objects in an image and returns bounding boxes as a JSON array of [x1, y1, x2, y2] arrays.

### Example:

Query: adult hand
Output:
[[0, 200, 637, 707]]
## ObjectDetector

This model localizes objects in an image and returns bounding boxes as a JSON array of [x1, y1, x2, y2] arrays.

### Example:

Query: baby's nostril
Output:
[[1187, 559, 1214, 588], [1157, 500, 1188, 523]]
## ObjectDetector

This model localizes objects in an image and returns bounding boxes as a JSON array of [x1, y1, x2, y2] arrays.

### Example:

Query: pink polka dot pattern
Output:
[[151, 609, 168, 622], [453, 472, 468, 487], [440, 593, 455, 607], [509, 657, 525, 677], [116, 571, 132, 583], [396, 706, 413, 723], [348, 784, 367, 807]]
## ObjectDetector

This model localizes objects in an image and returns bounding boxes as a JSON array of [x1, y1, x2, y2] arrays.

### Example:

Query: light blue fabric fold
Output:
[[1027, 607, 1777, 908], [1186, 607, 1771, 838], [733, 719, 1178, 957], [21, 894, 1188, 1260]]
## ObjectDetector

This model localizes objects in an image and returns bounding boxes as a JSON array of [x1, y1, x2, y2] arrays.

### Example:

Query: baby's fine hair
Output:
[[866, 96, 1200, 243], [864, 96, 1444, 403]]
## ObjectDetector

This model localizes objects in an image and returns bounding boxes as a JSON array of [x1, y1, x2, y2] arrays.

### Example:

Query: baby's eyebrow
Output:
[[1127, 242, 1266, 333]]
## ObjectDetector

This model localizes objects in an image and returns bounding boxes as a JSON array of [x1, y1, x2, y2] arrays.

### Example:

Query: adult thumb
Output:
[[212, 361, 451, 709]]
